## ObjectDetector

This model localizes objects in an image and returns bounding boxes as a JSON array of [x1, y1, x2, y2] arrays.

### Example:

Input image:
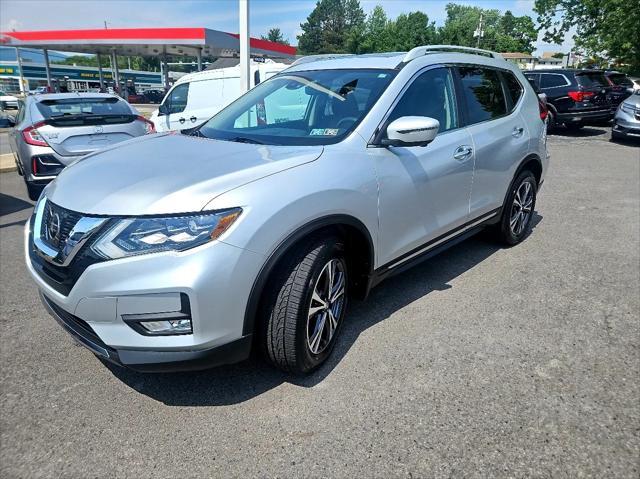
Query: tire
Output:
[[495, 171, 537, 246], [263, 235, 348, 374], [25, 181, 44, 201], [565, 123, 584, 132], [611, 130, 624, 142]]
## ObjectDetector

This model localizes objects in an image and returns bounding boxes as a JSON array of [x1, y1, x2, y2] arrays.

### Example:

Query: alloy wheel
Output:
[[306, 258, 346, 355], [510, 181, 534, 236]]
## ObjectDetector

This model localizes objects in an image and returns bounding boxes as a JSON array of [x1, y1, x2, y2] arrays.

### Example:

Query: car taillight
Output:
[[22, 121, 48, 147], [137, 115, 155, 134], [538, 99, 548, 121], [567, 91, 595, 102]]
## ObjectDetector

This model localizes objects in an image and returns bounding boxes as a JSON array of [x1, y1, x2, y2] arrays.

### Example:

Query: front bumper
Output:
[[613, 108, 640, 138], [40, 292, 252, 372], [26, 217, 265, 372]]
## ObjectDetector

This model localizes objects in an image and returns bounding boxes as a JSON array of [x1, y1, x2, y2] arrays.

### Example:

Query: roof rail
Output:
[[402, 45, 502, 63], [289, 53, 353, 68]]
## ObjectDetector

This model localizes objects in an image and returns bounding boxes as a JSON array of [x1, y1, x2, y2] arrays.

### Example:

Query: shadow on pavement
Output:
[[0, 192, 33, 217], [548, 126, 606, 138], [105, 214, 543, 406]]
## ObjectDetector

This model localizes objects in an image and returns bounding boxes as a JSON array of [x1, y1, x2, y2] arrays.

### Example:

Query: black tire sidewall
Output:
[[296, 239, 348, 372], [500, 171, 537, 245]]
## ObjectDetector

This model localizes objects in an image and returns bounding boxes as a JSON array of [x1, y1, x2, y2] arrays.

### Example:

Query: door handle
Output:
[[453, 145, 473, 161], [190, 116, 197, 123], [179, 117, 186, 124], [512, 126, 524, 137]]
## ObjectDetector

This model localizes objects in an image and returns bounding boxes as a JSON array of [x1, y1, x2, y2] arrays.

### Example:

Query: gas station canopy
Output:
[[0, 27, 297, 59]]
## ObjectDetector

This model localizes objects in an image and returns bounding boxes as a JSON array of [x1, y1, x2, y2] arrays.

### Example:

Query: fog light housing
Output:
[[122, 293, 193, 336], [139, 319, 192, 334]]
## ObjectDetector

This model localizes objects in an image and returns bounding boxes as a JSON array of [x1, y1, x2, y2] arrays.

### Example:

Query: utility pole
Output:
[[474, 13, 484, 48], [239, 0, 250, 93]]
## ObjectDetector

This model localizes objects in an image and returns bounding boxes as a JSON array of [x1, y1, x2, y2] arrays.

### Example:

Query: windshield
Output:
[[198, 69, 396, 146]]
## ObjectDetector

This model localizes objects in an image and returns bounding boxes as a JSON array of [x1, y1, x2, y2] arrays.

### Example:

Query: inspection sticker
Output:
[[310, 128, 339, 136]]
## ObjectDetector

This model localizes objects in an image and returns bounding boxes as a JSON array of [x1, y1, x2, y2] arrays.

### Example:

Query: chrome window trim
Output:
[[539, 73, 571, 90]]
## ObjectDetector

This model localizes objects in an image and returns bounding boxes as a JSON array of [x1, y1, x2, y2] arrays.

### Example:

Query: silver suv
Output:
[[9, 93, 154, 200], [26, 46, 548, 374]]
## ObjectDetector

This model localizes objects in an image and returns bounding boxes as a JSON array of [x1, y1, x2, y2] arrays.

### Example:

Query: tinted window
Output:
[[458, 67, 507, 124], [607, 74, 632, 87], [199, 69, 396, 146], [35, 97, 131, 119], [388, 67, 458, 132], [540, 74, 568, 89], [166, 83, 189, 114], [576, 72, 608, 88], [503, 71, 523, 108]]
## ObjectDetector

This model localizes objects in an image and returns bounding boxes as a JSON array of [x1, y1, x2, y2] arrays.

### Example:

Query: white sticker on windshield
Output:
[[310, 128, 339, 136]]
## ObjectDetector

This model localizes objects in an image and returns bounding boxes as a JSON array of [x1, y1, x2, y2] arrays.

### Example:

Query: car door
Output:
[[158, 82, 190, 131], [456, 66, 529, 218], [369, 66, 475, 267]]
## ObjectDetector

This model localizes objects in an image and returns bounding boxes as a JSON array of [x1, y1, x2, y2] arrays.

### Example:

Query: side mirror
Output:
[[158, 103, 169, 115], [382, 116, 439, 147]]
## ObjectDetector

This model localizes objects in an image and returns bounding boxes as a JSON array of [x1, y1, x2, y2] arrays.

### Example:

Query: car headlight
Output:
[[620, 103, 635, 114], [91, 208, 242, 259]]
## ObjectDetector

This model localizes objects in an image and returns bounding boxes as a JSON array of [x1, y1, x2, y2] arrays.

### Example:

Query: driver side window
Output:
[[388, 67, 459, 133], [164, 83, 189, 115]]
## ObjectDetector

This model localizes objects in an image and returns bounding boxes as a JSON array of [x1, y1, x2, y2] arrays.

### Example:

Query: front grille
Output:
[[30, 203, 109, 296], [41, 201, 83, 250]]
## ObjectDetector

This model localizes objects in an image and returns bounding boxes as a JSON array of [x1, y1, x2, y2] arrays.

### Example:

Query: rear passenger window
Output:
[[540, 74, 567, 89], [457, 67, 507, 124], [388, 67, 459, 132], [502, 72, 523, 108]]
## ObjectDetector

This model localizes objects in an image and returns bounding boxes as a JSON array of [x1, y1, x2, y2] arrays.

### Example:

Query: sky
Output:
[[0, 0, 574, 55]]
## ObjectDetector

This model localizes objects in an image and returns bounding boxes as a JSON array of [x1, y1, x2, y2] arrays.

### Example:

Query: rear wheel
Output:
[[546, 110, 556, 132], [263, 235, 348, 374], [495, 171, 537, 246]]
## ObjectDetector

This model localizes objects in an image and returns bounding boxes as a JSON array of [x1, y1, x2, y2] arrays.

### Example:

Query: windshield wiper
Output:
[[229, 136, 264, 145]]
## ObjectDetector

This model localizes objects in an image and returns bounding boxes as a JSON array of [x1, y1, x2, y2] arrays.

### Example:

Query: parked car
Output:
[[26, 45, 547, 374], [630, 77, 640, 91], [29, 86, 52, 95], [142, 89, 165, 104], [0, 90, 19, 110], [604, 71, 634, 104], [611, 90, 640, 141], [9, 93, 155, 200], [127, 93, 146, 104], [150, 59, 288, 132], [524, 69, 614, 130]]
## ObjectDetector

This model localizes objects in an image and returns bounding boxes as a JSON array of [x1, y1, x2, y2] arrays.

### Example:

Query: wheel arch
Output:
[[242, 214, 375, 337]]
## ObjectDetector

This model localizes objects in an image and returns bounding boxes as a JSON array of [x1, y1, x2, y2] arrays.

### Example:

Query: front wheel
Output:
[[495, 171, 537, 246], [263, 236, 348, 374]]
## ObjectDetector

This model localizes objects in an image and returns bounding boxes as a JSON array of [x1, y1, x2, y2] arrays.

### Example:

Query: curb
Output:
[[0, 165, 17, 173]]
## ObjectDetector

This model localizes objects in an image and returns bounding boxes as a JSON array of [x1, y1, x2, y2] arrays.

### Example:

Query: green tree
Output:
[[297, 0, 365, 54], [387, 12, 437, 51], [261, 27, 290, 45], [495, 11, 537, 53], [438, 4, 536, 53], [535, 0, 640, 72], [358, 5, 391, 53]]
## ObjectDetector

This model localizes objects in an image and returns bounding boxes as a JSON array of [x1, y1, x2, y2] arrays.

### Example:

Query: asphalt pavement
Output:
[[0, 126, 638, 478]]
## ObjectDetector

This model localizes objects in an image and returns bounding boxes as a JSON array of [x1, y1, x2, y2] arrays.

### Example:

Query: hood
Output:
[[45, 133, 323, 215]]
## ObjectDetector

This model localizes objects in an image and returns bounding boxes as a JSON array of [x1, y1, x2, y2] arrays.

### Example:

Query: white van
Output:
[[150, 59, 288, 132]]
